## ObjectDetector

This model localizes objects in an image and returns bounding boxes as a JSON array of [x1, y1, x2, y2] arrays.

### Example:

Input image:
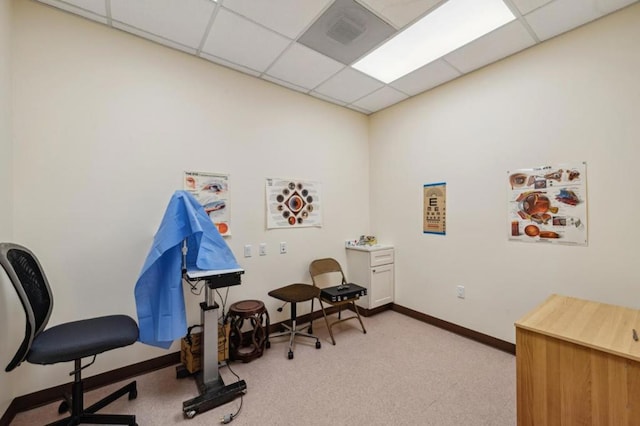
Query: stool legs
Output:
[[226, 301, 269, 363], [267, 302, 321, 359]]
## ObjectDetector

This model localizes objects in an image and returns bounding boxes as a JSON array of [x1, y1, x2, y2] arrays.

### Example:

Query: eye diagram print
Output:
[[266, 178, 322, 229], [184, 171, 231, 236], [507, 162, 587, 245]]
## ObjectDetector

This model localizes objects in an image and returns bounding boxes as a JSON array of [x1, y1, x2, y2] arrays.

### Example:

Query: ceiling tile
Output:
[[202, 9, 291, 72], [112, 21, 196, 55], [594, 0, 640, 14], [390, 59, 461, 96], [37, 0, 108, 23], [265, 43, 345, 90], [200, 52, 262, 77], [41, 0, 107, 16], [346, 104, 373, 114], [509, 0, 554, 15], [110, 0, 215, 48], [444, 20, 536, 74], [313, 67, 384, 104], [111, 22, 197, 54], [309, 91, 348, 106], [359, 0, 445, 28], [261, 74, 310, 93], [222, 0, 333, 39], [351, 86, 408, 112], [524, 0, 604, 41]]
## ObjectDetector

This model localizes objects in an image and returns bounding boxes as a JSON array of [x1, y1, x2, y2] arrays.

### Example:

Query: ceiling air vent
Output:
[[327, 15, 366, 45], [298, 0, 396, 65]]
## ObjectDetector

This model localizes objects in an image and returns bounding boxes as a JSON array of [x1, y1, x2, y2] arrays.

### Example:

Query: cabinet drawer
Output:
[[370, 249, 394, 267]]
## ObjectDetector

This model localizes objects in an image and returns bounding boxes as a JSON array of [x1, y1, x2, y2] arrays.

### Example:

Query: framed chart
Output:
[[423, 182, 446, 235], [266, 178, 322, 229]]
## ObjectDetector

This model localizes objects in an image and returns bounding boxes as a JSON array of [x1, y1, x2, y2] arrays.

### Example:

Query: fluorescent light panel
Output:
[[352, 0, 515, 83]]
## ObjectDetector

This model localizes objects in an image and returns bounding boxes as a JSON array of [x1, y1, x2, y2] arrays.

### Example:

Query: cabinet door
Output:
[[370, 263, 394, 308]]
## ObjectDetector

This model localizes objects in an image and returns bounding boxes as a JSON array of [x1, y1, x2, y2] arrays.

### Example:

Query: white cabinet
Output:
[[346, 246, 394, 310]]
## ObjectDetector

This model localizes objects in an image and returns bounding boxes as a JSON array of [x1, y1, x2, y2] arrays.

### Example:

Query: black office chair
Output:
[[0, 242, 139, 426], [266, 283, 330, 359]]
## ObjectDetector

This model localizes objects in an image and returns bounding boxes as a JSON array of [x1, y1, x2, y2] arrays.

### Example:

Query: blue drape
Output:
[[134, 190, 239, 348]]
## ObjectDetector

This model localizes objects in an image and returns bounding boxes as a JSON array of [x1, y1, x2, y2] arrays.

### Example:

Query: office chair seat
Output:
[[28, 315, 139, 365]]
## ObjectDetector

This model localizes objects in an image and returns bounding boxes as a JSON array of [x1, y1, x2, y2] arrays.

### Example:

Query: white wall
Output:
[[369, 3, 640, 343], [0, 0, 14, 415], [4, 0, 369, 396]]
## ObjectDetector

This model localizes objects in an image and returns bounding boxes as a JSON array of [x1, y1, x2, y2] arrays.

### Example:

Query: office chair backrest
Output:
[[0, 243, 53, 372], [309, 258, 347, 289]]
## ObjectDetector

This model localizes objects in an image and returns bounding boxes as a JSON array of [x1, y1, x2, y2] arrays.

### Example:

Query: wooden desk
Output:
[[515, 294, 640, 425]]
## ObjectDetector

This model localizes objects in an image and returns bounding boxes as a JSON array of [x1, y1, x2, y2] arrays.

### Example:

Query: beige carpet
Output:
[[11, 310, 516, 425]]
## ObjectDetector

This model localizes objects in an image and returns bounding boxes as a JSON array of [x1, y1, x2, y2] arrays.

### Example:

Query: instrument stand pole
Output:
[[181, 280, 247, 419]]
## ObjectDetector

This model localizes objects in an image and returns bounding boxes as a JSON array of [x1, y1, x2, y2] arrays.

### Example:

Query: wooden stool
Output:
[[226, 300, 270, 363]]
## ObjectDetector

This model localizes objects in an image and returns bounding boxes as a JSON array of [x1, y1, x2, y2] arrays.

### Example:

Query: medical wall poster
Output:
[[266, 178, 322, 229], [507, 162, 587, 245], [184, 171, 231, 236], [423, 182, 446, 235]]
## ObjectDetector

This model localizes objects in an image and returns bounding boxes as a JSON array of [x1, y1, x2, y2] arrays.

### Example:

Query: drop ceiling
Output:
[[35, 0, 638, 115]]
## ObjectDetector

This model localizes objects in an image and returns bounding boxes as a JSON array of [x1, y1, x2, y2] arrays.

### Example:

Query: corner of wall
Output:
[[0, 0, 14, 416]]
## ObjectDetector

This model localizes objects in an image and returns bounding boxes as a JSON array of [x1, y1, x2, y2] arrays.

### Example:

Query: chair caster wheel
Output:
[[288, 350, 294, 359], [58, 401, 68, 414], [266, 341, 271, 349], [315, 341, 321, 349], [129, 389, 138, 400]]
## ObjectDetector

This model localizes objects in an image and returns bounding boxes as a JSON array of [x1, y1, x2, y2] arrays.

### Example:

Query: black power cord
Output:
[[220, 361, 243, 423]]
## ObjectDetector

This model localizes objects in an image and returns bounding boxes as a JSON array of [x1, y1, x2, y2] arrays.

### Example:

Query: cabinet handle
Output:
[[372, 269, 376, 273]]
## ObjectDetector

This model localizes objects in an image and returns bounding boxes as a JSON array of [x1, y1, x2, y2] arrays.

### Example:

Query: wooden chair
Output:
[[309, 258, 366, 345]]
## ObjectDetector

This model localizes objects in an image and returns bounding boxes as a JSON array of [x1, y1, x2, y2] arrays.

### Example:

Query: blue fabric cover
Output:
[[135, 190, 239, 348]]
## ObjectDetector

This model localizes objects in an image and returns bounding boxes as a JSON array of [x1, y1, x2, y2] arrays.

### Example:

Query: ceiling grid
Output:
[[34, 0, 639, 114]]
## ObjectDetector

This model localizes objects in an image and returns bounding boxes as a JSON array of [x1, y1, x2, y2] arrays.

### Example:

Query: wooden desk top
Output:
[[515, 294, 640, 362]]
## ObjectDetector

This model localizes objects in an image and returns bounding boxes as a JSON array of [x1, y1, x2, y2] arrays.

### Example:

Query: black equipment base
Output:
[[181, 369, 246, 419]]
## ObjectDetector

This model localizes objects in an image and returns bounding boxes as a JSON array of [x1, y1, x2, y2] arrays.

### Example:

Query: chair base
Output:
[[318, 300, 367, 346], [267, 321, 321, 359], [49, 380, 137, 426]]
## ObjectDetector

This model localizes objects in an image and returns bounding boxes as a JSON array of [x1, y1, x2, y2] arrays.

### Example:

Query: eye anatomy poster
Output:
[[266, 178, 322, 229], [423, 182, 446, 235], [507, 162, 587, 245], [184, 171, 231, 236]]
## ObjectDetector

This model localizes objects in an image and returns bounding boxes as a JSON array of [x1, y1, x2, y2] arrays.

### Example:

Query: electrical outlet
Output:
[[456, 285, 465, 299], [259, 243, 267, 256], [280, 242, 287, 254], [244, 245, 252, 258]]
